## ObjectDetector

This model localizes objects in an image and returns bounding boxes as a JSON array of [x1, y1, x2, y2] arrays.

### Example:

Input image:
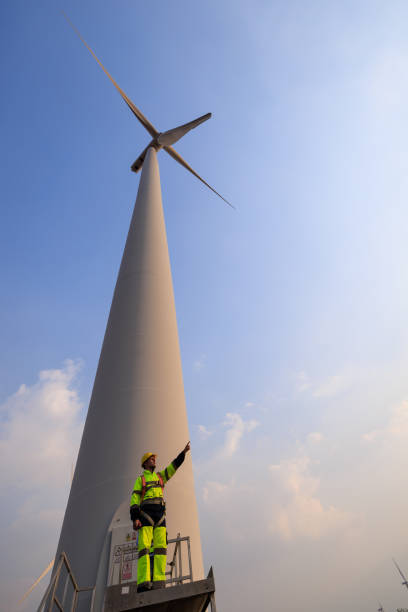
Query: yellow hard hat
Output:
[[141, 452, 156, 467]]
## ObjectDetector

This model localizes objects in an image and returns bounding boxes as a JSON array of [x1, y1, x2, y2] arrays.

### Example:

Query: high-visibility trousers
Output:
[[137, 524, 167, 589]]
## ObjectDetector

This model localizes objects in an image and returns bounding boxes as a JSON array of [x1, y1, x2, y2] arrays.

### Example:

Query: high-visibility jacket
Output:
[[130, 451, 185, 521]]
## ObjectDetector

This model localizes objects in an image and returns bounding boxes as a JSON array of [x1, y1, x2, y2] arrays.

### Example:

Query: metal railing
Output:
[[38, 534, 192, 609], [165, 533, 193, 585], [37, 552, 95, 612], [110, 532, 193, 588]]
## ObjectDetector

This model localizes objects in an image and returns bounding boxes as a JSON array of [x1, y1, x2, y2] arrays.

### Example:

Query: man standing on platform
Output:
[[130, 442, 191, 592]]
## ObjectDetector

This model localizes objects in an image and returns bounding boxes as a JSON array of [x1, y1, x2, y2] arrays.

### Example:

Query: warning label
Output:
[[121, 561, 133, 581]]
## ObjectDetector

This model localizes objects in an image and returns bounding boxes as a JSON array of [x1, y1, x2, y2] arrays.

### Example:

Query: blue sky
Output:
[[2, 1, 408, 610]]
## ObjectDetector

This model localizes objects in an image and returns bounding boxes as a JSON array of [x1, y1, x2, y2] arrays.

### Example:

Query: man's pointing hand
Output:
[[183, 441, 191, 454]]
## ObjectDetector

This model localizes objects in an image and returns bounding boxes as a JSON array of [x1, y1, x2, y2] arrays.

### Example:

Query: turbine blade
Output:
[[62, 12, 159, 138], [158, 113, 212, 147], [393, 558, 408, 581], [164, 146, 234, 209], [19, 560, 54, 604], [131, 142, 153, 173]]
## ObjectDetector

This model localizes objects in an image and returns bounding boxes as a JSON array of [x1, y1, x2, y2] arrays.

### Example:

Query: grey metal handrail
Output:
[[165, 533, 193, 585], [37, 552, 95, 612]]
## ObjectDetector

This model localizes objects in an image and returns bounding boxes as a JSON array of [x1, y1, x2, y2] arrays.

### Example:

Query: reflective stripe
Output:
[[138, 548, 150, 558], [138, 526, 153, 586], [143, 493, 164, 499], [155, 514, 165, 527], [140, 473, 164, 503], [141, 475, 146, 501], [152, 526, 166, 583], [130, 478, 143, 508], [144, 478, 164, 490], [141, 498, 165, 506], [145, 482, 161, 490], [167, 463, 176, 478], [140, 510, 155, 526]]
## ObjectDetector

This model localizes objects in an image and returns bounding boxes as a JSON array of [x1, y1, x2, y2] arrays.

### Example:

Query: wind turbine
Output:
[[393, 558, 408, 591], [48, 15, 230, 610], [63, 13, 232, 208]]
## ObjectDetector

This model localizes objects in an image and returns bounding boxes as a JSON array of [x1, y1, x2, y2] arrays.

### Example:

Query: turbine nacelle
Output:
[[131, 113, 212, 173]]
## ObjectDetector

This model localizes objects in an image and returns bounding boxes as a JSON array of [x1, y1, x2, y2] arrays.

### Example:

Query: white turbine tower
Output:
[[41, 15, 230, 612]]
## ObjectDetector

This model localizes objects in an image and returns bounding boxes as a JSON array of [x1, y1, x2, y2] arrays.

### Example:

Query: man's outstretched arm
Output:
[[160, 441, 191, 484]]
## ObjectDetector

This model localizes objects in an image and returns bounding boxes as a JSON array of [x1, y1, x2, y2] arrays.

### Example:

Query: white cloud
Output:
[[200, 478, 239, 541], [221, 412, 259, 457], [197, 424, 213, 440], [313, 375, 348, 398], [296, 370, 312, 392], [307, 431, 324, 443], [380, 399, 408, 439], [296, 371, 350, 399], [200, 439, 350, 544], [0, 361, 85, 611], [363, 399, 408, 443], [0, 360, 83, 491], [197, 384, 408, 612], [193, 354, 206, 372], [202, 480, 231, 504], [267, 454, 350, 540]]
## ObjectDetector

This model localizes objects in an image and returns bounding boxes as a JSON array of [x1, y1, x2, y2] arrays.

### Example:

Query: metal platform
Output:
[[103, 567, 216, 612], [38, 535, 216, 612]]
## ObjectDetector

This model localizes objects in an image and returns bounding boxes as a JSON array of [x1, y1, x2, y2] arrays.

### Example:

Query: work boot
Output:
[[151, 581, 166, 590], [137, 583, 151, 593]]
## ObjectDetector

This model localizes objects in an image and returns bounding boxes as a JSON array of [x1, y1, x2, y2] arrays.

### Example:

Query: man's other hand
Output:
[[133, 519, 142, 530], [183, 441, 191, 454]]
